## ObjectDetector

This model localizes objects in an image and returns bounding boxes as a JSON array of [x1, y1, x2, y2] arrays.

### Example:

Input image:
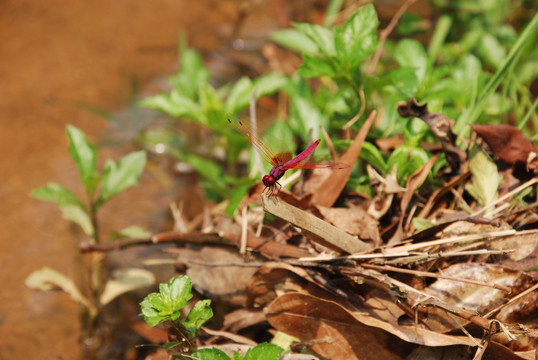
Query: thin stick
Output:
[[298, 249, 514, 267], [320, 126, 338, 160], [486, 202, 510, 219], [342, 89, 366, 131], [445, 311, 481, 347], [472, 336, 488, 360], [384, 249, 514, 265], [472, 177, 538, 217], [484, 283, 538, 319], [385, 229, 526, 254], [367, 0, 417, 75], [361, 263, 512, 292], [299, 248, 513, 262], [239, 206, 248, 254]]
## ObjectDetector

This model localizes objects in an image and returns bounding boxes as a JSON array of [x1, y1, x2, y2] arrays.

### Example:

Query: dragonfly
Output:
[[228, 119, 347, 196]]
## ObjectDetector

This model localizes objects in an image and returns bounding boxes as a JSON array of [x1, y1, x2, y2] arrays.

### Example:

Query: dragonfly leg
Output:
[[273, 181, 282, 196], [262, 182, 282, 197]]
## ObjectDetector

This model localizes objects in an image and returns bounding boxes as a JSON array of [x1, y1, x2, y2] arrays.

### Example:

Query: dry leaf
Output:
[[266, 293, 404, 360], [466, 145, 501, 207], [246, 262, 316, 308], [175, 246, 261, 307], [262, 194, 371, 254], [266, 292, 479, 360], [472, 124, 538, 166], [388, 154, 439, 244], [316, 205, 380, 244], [398, 99, 466, 174], [311, 110, 376, 207], [423, 263, 536, 333], [222, 308, 267, 333]]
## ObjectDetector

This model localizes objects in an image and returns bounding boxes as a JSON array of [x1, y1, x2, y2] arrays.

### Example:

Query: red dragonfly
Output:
[[228, 119, 347, 196]]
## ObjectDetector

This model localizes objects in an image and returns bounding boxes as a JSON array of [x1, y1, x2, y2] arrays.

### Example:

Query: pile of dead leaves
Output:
[[84, 102, 538, 360]]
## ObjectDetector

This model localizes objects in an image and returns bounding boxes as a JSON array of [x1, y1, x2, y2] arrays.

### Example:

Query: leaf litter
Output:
[[84, 94, 538, 359], [61, 23, 538, 351]]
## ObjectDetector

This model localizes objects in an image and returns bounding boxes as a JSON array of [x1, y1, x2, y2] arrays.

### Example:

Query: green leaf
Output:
[[168, 47, 211, 99], [298, 54, 337, 78], [462, 13, 538, 132], [293, 22, 336, 58], [261, 120, 295, 156], [66, 125, 99, 195], [359, 141, 387, 174], [139, 91, 203, 121], [181, 299, 213, 338], [32, 188, 94, 234], [394, 39, 427, 85], [412, 217, 436, 232], [192, 348, 231, 360], [100, 268, 155, 305], [224, 72, 288, 116], [324, 0, 345, 26], [30, 182, 85, 209], [180, 152, 228, 197], [334, 3, 379, 70], [225, 76, 253, 114], [140, 276, 193, 327], [225, 184, 251, 218], [387, 146, 430, 184], [397, 12, 427, 37], [161, 341, 183, 350], [199, 83, 225, 129], [270, 28, 318, 55], [382, 67, 420, 98], [231, 352, 243, 360], [98, 150, 146, 205], [59, 204, 94, 236], [244, 343, 283, 360], [112, 226, 151, 239], [465, 146, 501, 207], [477, 33, 507, 69], [25, 267, 91, 309], [252, 73, 288, 97], [290, 96, 327, 141]]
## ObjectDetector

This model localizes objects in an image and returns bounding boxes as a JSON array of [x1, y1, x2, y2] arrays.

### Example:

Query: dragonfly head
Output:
[[262, 175, 275, 187]]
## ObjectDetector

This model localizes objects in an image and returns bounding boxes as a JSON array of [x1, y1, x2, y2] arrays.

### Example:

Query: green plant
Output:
[[139, 39, 287, 206], [140, 275, 283, 360], [140, 276, 212, 354], [140, 3, 537, 197], [272, 3, 537, 183], [26, 125, 152, 337], [193, 343, 284, 360]]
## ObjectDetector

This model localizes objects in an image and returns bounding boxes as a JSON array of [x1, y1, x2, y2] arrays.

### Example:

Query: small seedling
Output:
[[140, 276, 284, 360], [26, 125, 151, 338]]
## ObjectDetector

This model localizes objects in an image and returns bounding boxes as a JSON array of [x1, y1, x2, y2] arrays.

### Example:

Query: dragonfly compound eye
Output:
[[262, 175, 275, 186]]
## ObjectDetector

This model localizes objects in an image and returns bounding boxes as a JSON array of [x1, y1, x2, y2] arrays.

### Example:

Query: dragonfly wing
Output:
[[281, 139, 350, 170], [284, 160, 350, 170], [273, 152, 293, 165], [228, 119, 278, 165]]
